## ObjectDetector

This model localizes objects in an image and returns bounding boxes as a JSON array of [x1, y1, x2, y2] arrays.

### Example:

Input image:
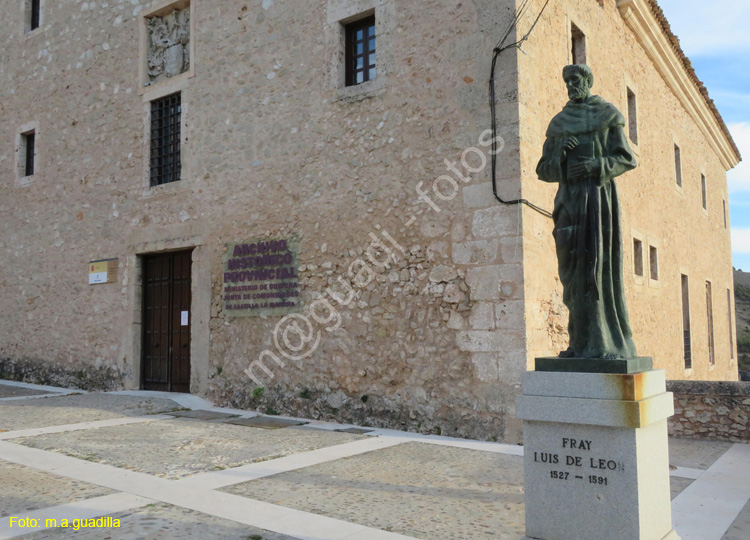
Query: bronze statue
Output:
[[536, 65, 637, 359]]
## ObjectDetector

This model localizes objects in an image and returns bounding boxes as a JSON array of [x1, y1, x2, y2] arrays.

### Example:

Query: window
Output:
[[728, 289, 734, 360], [345, 16, 376, 87], [25, 0, 41, 32], [674, 144, 682, 187], [701, 174, 707, 210], [681, 275, 691, 369], [627, 87, 638, 145], [571, 23, 586, 64], [649, 246, 658, 281], [150, 93, 182, 186], [723, 200, 728, 229], [19, 131, 35, 177], [706, 281, 715, 366], [633, 238, 644, 277]]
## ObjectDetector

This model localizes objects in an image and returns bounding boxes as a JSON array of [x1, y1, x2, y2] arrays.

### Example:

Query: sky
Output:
[[656, 0, 750, 270]]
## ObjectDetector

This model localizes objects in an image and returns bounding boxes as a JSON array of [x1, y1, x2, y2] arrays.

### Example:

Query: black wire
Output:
[[490, 0, 553, 219]]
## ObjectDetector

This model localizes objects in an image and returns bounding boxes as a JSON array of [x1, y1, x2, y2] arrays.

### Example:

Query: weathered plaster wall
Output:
[[516, 0, 738, 380], [0, 0, 528, 441]]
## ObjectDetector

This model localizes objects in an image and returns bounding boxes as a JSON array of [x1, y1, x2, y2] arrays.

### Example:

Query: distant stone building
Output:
[[0, 0, 740, 442]]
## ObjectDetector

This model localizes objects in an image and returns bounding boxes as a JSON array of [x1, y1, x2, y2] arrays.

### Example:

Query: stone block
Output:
[[469, 302, 495, 330], [465, 266, 502, 300], [522, 370, 667, 402], [429, 265, 458, 283], [499, 235, 523, 263], [472, 353, 499, 382], [451, 240, 499, 265], [472, 206, 518, 238], [462, 182, 496, 208], [456, 330, 522, 352]]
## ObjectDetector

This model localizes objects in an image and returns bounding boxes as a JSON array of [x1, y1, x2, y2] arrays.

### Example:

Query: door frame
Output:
[[140, 248, 194, 392], [125, 240, 209, 395]]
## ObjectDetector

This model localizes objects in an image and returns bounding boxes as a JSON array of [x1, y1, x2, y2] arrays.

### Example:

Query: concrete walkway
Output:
[[0, 380, 748, 540]]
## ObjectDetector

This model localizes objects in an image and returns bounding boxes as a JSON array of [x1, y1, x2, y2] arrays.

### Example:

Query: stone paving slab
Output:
[[670, 476, 695, 500], [21, 503, 300, 540], [0, 394, 182, 432], [168, 409, 239, 421], [227, 416, 308, 429], [721, 498, 750, 540], [0, 384, 53, 399], [14, 419, 366, 480], [224, 441, 525, 540], [336, 427, 375, 434], [0, 461, 113, 517], [668, 437, 733, 470]]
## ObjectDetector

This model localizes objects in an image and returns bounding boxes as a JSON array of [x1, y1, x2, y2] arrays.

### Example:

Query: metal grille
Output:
[[706, 281, 715, 366], [150, 93, 182, 186], [346, 16, 376, 86], [30, 0, 40, 30], [728, 289, 734, 359], [24, 132, 35, 176], [682, 274, 692, 369]]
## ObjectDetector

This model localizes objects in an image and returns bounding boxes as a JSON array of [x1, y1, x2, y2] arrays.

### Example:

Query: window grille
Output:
[[150, 93, 182, 186], [682, 275, 691, 369], [23, 132, 35, 176]]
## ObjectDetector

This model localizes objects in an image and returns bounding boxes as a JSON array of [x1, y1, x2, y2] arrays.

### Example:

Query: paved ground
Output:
[[0, 380, 748, 540]]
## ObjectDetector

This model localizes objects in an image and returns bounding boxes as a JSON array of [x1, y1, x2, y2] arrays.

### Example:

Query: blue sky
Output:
[[657, 0, 750, 270]]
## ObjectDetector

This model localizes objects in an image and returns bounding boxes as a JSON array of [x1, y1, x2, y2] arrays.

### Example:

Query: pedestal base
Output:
[[517, 367, 680, 540]]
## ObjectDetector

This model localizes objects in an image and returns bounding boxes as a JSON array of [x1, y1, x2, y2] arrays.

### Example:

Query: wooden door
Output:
[[142, 250, 192, 392]]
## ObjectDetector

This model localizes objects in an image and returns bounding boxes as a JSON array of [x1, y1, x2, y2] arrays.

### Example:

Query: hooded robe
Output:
[[536, 95, 637, 358]]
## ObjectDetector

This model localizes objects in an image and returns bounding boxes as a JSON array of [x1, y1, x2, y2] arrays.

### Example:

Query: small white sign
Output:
[[181, 311, 189, 326], [89, 272, 108, 284]]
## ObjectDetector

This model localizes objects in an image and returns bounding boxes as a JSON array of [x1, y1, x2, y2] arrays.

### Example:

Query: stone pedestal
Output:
[[516, 367, 680, 540]]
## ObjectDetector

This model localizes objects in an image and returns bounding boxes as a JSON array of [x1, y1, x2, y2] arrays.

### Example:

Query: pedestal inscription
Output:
[[531, 434, 622, 487]]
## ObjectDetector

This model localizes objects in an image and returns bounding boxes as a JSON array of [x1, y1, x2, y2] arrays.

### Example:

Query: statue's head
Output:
[[563, 64, 593, 102]]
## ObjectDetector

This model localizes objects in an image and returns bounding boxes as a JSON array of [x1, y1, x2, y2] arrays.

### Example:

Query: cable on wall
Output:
[[489, 0, 553, 219]]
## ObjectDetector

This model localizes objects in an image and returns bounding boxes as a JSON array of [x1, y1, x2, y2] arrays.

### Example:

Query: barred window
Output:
[[22, 131, 35, 177], [25, 0, 41, 33], [345, 16, 376, 87], [150, 93, 182, 187], [30, 0, 40, 30], [681, 274, 691, 369]]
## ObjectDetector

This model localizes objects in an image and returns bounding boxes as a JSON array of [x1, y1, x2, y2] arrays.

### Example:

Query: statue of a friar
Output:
[[536, 64, 638, 359]]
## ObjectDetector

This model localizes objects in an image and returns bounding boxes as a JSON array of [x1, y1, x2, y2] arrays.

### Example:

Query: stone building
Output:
[[0, 0, 741, 442]]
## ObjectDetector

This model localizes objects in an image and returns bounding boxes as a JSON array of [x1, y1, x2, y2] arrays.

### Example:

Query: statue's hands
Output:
[[582, 158, 600, 176], [567, 159, 602, 182], [563, 136, 579, 152]]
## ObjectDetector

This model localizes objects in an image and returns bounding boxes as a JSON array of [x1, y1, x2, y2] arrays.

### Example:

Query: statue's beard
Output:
[[568, 85, 589, 100]]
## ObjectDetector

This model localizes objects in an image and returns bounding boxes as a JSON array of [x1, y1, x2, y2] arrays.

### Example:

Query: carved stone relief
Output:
[[145, 7, 190, 85]]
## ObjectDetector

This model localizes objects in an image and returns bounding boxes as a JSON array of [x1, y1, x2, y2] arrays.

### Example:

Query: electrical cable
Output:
[[489, 0, 553, 219]]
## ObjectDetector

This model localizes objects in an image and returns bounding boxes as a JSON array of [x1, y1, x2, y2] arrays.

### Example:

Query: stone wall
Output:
[[0, 0, 527, 442], [667, 381, 750, 443]]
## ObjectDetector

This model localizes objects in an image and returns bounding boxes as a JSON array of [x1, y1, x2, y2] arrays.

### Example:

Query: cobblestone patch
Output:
[[0, 461, 113, 517], [721, 498, 750, 540], [669, 476, 694, 500], [0, 384, 53, 399], [0, 394, 181, 432], [224, 441, 525, 540], [15, 420, 365, 479], [668, 437, 733, 470], [22, 503, 300, 540]]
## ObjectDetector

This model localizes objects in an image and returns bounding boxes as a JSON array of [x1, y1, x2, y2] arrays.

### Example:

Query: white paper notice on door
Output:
[[181, 311, 189, 326]]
